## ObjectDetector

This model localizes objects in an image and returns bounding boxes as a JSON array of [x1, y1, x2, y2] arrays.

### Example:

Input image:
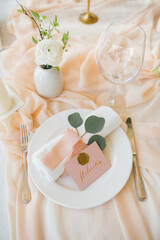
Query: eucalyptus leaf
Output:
[[88, 135, 106, 151], [152, 65, 159, 73], [32, 36, 38, 44], [30, 10, 40, 20], [54, 28, 60, 33], [68, 113, 83, 128], [54, 66, 60, 71], [54, 22, 59, 27], [62, 32, 69, 49], [17, 9, 24, 13], [85, 116, 105, 134]]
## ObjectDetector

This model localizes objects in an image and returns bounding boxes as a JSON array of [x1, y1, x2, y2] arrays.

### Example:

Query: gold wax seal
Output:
[[77, 152, 89, 165]]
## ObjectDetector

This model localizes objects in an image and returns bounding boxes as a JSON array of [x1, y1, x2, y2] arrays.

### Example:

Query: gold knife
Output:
[[126, 118, 147, 201]]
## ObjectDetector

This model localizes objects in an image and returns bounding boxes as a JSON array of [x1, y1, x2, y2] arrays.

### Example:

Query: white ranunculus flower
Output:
[[35, 39, 63, 67]]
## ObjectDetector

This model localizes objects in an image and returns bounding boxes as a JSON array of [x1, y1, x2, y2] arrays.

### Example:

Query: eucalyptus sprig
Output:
[[62, 32, 69, 50], [152, 64, 160, 77], [68, 112, 106, 151], [17, 1, 69, 51], [17, 1, 44, 41]]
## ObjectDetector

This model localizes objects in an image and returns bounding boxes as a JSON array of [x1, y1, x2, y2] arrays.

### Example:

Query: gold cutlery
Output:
[[126, 118, 147, 201], [20, 124, 31, 204]]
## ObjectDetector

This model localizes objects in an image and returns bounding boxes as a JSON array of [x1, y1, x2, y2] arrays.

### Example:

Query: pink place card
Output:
[[64, 142, 111, 190]]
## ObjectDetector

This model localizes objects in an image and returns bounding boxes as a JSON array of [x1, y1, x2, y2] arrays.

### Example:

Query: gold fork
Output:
[[20, 124, 31, 204]]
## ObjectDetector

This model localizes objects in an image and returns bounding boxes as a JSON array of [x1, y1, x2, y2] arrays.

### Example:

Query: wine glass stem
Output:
[[108, 84, 117, 105], [87, 0, 90, 14]]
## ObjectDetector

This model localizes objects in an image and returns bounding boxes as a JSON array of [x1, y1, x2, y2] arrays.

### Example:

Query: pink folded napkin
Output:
[[32, 128, 85, 181]]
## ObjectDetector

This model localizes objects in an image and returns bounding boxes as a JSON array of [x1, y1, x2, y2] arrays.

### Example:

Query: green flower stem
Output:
[[28, 12, 43, 40], [17, 1, 43, 40]]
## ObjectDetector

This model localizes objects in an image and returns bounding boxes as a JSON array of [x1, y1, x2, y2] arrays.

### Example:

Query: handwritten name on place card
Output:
[[64, 142, 111, 190]]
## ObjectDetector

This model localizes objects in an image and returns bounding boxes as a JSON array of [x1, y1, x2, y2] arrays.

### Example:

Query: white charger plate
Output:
[[28, 108, 132, 209]]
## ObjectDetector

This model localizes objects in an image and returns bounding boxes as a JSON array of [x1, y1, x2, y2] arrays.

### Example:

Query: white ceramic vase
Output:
[[34, 66, 63, 98]]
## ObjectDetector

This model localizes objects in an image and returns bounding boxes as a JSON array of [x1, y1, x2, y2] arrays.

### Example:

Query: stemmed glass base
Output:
[[96, 91, 126, 115]]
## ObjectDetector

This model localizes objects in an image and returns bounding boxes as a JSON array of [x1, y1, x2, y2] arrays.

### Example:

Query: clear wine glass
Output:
[[97, 21, 146, 111]]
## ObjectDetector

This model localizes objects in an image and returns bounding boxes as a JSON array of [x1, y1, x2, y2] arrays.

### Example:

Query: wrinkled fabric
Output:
[[0, 0, 160, 240]]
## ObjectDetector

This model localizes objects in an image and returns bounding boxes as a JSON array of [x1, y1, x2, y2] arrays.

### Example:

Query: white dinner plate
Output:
[[28, 108, 132, 209]]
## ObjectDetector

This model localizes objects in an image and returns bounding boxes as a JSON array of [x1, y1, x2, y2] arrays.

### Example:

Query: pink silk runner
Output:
[[0, 0, 160, 239]]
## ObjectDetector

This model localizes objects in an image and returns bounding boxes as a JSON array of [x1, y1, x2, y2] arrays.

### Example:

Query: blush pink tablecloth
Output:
[[0, 0, 160, 239]]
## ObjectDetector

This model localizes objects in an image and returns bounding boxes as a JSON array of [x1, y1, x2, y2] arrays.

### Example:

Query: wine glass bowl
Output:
[[97, 21, 146, 109]]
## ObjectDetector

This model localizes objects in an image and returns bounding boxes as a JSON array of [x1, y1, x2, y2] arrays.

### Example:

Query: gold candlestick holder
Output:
[[79, 0, 98, 24]]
